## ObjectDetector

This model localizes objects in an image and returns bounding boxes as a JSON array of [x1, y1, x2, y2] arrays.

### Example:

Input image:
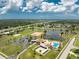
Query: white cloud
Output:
[[61, 0, 78, 6], [40, 2, 54, 12], [22, 0, 44, 12], [0, 0, 79, 14], [0, 0, 11, 15], [39, 2, 66, 12], [12, 0, 22, 7], [60, 0, 79, 13], [38, 0, 79, 13], [26, 1, 34, 10], [53, 5, 66, 12], [70, 5, 79, 12], [13, 0, 79, 13]]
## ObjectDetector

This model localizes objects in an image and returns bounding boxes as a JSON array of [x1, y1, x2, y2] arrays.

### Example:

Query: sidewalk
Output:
[[16, 43, 36, 59], [0, 52, 8, 59]]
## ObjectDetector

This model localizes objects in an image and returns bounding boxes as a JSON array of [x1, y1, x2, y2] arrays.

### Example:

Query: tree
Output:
[[65, 29, 69, 34], [28, 36, 32, 42], [61, 32, 64, 36], [44, 30, 47, 35]]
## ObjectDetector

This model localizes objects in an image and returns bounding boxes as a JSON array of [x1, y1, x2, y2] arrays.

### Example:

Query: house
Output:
[[31, 32, 44, 39]]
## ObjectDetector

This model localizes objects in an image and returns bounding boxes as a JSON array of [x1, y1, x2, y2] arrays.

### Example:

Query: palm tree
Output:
[[43, 30, 47, 38], [65, 29, 69, 34], [69, 24, 76, 33], [28, 36, 32, 42], [61, 32, 64, 36], [44, 30, 47, 35]]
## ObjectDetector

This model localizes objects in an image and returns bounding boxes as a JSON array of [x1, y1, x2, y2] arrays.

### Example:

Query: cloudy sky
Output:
[[0, 0, 79, 19]]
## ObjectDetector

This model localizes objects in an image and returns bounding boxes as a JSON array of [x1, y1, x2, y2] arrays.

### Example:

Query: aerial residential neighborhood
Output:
[[0, 0, 79, 59], [0, 20, 79, 59]]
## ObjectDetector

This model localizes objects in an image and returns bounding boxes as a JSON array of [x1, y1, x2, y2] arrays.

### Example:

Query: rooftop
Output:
[[31, 32, 43, 37]]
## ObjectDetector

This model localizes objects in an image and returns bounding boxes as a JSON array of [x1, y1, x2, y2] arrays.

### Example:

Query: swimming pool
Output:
[[51, 42, 60, 48]]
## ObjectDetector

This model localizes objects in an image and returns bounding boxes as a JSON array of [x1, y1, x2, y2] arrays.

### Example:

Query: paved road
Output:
[[0, 52, 8, 58], [16, 43, 36, 59], [59, 37, 76, 59], [0, 55, 5, 59]]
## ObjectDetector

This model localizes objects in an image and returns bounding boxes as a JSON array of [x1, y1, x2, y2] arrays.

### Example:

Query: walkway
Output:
[[16, 43, 36, 59], [0, 55, 5, 59], [0, 52, 8, 59]]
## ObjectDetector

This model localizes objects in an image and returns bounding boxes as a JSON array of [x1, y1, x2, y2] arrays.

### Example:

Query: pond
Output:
[[45, 31, 63, 40]]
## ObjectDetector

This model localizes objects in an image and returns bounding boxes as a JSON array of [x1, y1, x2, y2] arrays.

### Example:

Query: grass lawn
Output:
[[19, 28, 43, 36], [67, 48, 79, 59], [0, 35, 22, 46], [67, 54, 77, 59], [75, 39, 79, 47], [0, 27, 43, 56], [62, 34, 75, 40], [19, 44, 59, 59], [19, 29, 76, 59], [61, 34, 75, 48], [0, 26, 77, 57], [0, 35, 22, 56], [0, 45, 22, 56]]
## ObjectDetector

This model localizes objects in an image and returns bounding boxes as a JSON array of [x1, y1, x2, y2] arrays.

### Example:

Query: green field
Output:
[[0, 45, 21, 56], [67, 49, 79, 59], [75, 39, 79, 47], [19, 32, 76, 59], [0, 35, 22, 56], [67, 54, 77, 59], [19, 44, 59, 59], [0, 20, 78, 58], [0, 27, 44, 56]]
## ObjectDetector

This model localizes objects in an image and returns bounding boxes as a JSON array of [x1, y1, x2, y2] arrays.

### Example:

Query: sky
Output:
[[0, 0, 79, 20]]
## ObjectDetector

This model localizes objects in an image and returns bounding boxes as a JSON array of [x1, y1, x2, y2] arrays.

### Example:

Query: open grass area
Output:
[[19, 28, 43, 36], [0, 27, 44, 56], [0, 34, 23, 56], [75, 39, 79, 47], [0, 24, 77, 57], [67, 54, 77, 59], [62, 34, 75, 40], [0, 45, 21, 56], [0, 35, 21, 46], [19, 33, 76, 59], [61, 34, 75, 49], [19, 44, 59, 59], [67, 48, 79, 59], [19, 28, 76, 59]]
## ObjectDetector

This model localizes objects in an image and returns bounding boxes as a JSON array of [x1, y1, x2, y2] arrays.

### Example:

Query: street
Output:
[[59, 37, 75, 59], [0, 55, 5, 59]]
